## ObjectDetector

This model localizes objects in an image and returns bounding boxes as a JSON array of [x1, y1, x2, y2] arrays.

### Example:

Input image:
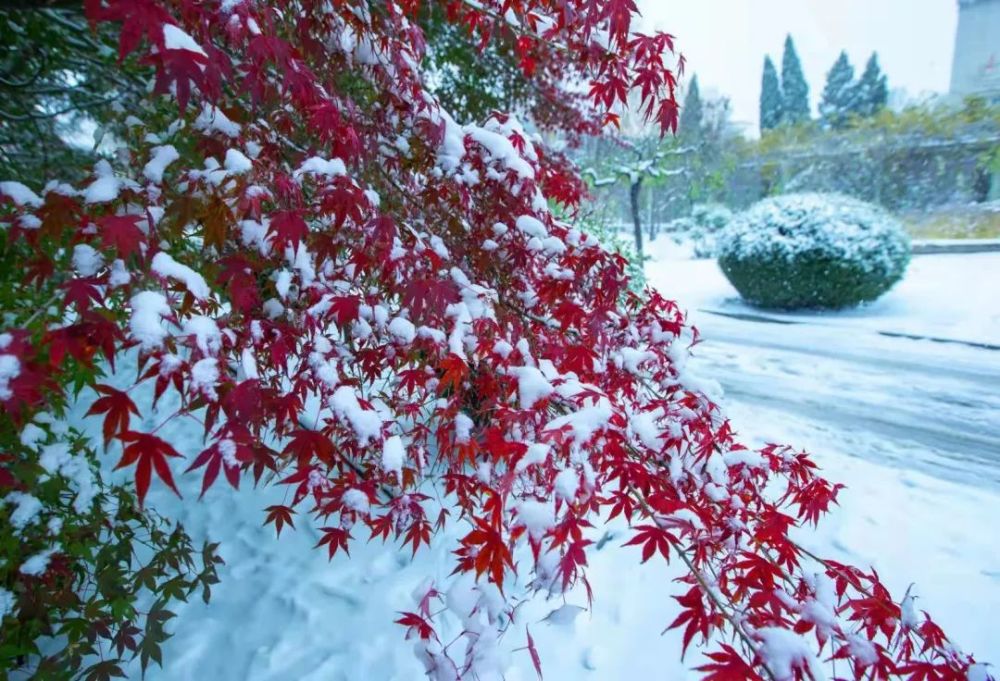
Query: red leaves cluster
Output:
[[0, 1, 988, 680]]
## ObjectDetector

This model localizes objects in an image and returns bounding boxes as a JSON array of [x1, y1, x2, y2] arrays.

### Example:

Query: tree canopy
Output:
[[760, 55, 784, 133], [781, 35, 811, 124], [0, 1, 990, 679]]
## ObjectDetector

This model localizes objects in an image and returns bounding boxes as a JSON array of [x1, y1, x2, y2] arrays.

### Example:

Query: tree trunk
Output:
[[630, 175, 644, 262]]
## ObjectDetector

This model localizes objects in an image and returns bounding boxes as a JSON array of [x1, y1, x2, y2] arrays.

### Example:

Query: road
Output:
[[686, 310, 1000, 488]]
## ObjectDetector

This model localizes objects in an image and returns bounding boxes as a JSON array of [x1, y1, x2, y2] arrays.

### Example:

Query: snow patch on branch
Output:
[[331, 386, 383, 445], [129, 291, 171, 351], [0, 181, 43, 207], [151, 252, 210, 300], [163, 24, 208, 58]]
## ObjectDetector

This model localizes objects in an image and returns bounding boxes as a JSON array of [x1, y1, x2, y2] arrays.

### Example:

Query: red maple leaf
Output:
[[268, 210, 309, 252], [402, 277, 459, 324], [621, 524, 674, 563], [695, 645, 763, 681], [395, 612, 437, 642], [316, 526, 352, 559], [86, 384, 140, 445], [97, 214, 146, 259], [62, 278, 104, 313], [115, 431, 182, 506], [263, 504, 295, 537]]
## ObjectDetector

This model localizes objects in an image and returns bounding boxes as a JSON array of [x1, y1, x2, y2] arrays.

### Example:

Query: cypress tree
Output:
[[679, 74, 704, 139], [853, 52, 888, 117], [820, 51, 856, 129], [760, 56, 783, 133], [781, 34, 811, 124]]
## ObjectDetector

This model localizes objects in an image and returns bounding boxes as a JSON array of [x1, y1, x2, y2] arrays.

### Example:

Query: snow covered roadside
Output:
[[73, 237, 998, 679], [646, 236, 1000, 347], [101, 383, 1000, 679]]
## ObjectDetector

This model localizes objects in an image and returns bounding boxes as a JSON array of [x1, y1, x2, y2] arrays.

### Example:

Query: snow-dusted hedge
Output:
[[662, 203, 733, 259], [717, 193, 910, 309]]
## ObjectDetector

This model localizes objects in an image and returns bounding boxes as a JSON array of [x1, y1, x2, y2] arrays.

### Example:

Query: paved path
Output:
[[687, 312, 1000, 488]]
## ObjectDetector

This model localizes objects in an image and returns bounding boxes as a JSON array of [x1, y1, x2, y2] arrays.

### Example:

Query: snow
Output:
[[515, 442, 551, 473], [718, 192, 909, 280], [224, 148, 253, 174], [331, 386, 383, 445], [515, 499, 555, 539], [194, 104, 241, 138], [388, 317, 416, 345], [543, 400, 613, 446], [617, 347, 655, 375], [4, 492, 43, 532], [295, 156, 347, 178], [83, 175, 120, 204], [190, 358, 220, 400], [646, 238, 1000, 347], [0, 352, 21, 401], [129, 291, 172, 350], [163, 24, 208, 58], [0, 587, 14, 620], [515, 215, 548, 239], [109, 259, 131, 287], [511, 366, 555, 409], [629, 409, 664, 451], [44, 229, 999, 679], [454, 413, 474, 444], [755, 627, 826, 681], [183, 315, 222, 356], [342, 489, 370, 515], [38, 443, 97, 514], [493, 340, 513, 358], [19, 545, 59, 577], [381, 435, 405, 481], [465, 125, 535, 179], [144, 145, 180, 183], [554, 468, 579, 501], [151, 251, 211, 300], [72, 244, 104, 277], [542, 604, 586, 627], [0, 180, 43, 207]]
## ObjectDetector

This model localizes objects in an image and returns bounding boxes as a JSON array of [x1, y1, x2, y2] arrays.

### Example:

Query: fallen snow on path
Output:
[[646, 237, 1000, 346]]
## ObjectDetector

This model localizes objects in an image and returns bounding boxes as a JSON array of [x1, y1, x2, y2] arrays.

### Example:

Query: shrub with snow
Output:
[[717, 193, 910, 309], [690, 203, 733, 232], [661, 203, 733, 259]]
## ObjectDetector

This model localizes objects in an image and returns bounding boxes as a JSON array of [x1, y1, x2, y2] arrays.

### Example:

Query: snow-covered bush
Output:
[[718, 193, 910, 309], [690, 202, 733, 231], [661, 203, 733, 258]]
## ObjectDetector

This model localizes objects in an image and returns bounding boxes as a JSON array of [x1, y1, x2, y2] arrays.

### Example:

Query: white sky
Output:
[[638, 0, 959, 134]]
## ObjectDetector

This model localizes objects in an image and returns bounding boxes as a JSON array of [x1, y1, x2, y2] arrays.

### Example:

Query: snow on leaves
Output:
[[0, 0, 990, 680]]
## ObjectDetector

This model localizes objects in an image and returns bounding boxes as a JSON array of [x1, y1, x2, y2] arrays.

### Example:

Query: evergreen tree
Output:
[[781, 34, 811, 124], [820, 51, 856, 129], [853, 52, 889, 117], [760, 56, 783, 133], [679, 74, 704, 139]]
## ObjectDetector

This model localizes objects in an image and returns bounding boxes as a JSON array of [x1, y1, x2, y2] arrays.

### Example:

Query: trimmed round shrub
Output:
[[717, 193, 910, 309]]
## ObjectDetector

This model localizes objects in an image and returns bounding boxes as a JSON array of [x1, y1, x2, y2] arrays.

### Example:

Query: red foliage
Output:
[[0, 0, 990, 679]]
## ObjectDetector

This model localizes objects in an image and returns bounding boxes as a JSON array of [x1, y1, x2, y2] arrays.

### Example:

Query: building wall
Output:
[[950, 0, 1000, 99]]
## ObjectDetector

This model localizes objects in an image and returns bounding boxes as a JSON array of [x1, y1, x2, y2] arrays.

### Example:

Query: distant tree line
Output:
[[759, 35, 888, 134]]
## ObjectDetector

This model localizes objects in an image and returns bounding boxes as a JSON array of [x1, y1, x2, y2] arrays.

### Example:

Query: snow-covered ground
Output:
[[101, 240, 999, 679], [647, 238, 1000, 347]]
